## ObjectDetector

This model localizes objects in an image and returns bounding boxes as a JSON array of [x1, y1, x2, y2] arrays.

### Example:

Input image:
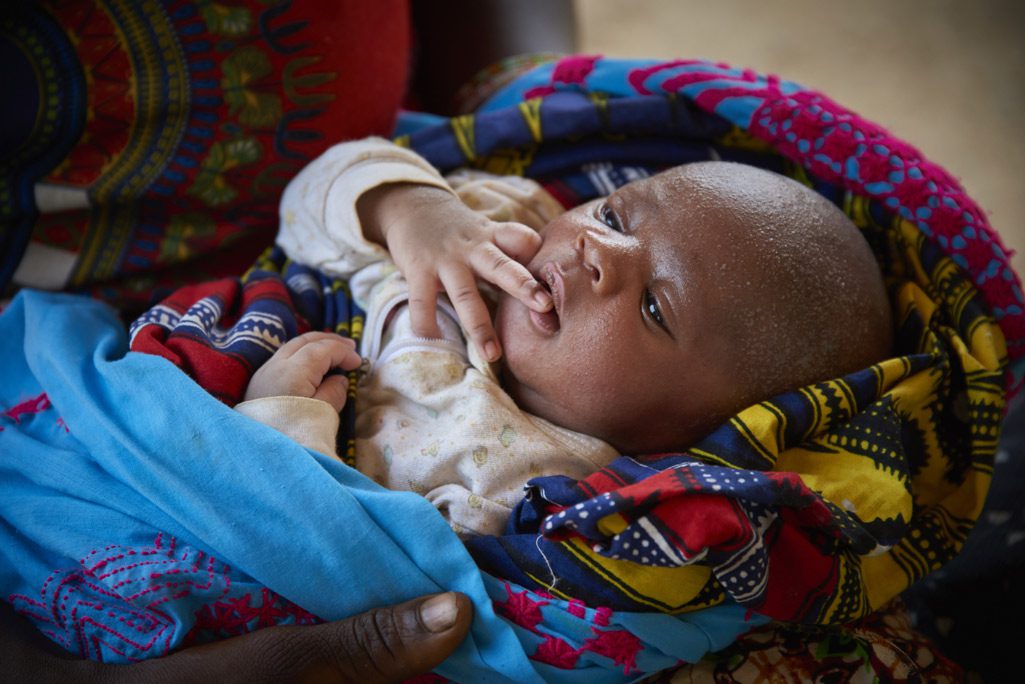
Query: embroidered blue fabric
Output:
[[0, 290, 760, 680]]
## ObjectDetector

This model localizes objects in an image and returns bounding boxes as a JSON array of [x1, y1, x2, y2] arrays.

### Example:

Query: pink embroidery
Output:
[[567, 598, 586, 618], [583, 628, 642, 674], [593, 606, 612, 627], [3, 392, 51, 423], [628, 60, 785, 115], [9, 534, 232, 661], [494, 583, 548, 634], [532, 635, 580, 669], [185, 588, 318, 645]]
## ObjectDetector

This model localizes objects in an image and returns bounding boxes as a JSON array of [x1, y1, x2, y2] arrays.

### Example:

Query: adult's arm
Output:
[[0, 592, 472, 684]]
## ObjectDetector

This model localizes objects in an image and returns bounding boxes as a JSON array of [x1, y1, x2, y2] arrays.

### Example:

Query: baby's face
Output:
[[495, 165, 767, 453]]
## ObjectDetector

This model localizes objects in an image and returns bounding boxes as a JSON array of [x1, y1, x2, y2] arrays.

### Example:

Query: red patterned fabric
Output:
[[2, 0, 410, 312], [656, 599, 963, 683]]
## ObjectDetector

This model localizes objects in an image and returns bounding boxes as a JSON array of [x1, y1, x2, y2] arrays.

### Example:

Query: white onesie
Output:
[[237, 138, 618, 536]]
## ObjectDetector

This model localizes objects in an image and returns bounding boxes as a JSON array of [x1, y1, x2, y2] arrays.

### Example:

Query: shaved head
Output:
[[670, 162, 893, 407]]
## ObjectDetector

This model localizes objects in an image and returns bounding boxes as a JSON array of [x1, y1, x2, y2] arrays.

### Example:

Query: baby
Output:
[[238, 138, 892, 534]]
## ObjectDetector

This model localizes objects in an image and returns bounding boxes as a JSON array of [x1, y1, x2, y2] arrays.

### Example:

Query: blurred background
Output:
[[573, 0, 1025, 277]]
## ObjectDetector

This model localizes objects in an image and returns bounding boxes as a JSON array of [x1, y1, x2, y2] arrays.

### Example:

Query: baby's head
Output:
[[495, 162, 893, 453]]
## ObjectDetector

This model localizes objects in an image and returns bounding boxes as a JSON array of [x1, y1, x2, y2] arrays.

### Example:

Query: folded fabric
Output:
[[128, 253, 365, 461], [0, 290, 759, 680]]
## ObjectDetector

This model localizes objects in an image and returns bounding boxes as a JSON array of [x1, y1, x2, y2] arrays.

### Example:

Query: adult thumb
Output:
[[0, 592, 474, 684], [313, 591, 473, 683], [493, 221, 543, 264]]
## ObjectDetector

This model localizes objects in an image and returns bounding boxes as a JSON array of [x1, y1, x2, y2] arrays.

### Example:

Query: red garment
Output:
[[4, 0, 410, 312]]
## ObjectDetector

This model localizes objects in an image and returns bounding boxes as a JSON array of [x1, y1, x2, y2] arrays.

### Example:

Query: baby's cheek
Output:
[[494, 297, 524, 354], [544, 369, 625, 438]]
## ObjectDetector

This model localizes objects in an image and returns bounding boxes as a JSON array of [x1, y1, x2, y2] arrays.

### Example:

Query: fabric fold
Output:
[[0, 290, 757, 680]]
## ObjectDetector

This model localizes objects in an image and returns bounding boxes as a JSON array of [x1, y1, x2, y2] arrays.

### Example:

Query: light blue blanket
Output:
[[0, 291, 758, 682]]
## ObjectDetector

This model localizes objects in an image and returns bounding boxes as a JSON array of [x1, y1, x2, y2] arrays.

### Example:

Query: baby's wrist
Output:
[[357, 183, 450, 246]]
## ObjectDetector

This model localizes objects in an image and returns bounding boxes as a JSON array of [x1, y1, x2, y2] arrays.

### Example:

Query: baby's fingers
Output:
[[440, 265, 501, 363], [246, 333, 358, 401], [275, 331, 357, 360], [470, 242, 551, 313], [294, 337, 362, 375], [313, 374, 349, 412], [407, 271, 444, 340], [493, 221, 543, 264]]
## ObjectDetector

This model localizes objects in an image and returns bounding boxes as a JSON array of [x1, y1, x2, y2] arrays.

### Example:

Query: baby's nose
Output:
[[579, 231, 626, 294]]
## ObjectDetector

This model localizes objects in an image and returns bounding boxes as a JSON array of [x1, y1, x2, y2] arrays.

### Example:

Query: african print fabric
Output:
[[128, 247, 365, 463], [900, 389, 1025, 682], [0, 0, 409, 313], [656, 597, 963, 683]]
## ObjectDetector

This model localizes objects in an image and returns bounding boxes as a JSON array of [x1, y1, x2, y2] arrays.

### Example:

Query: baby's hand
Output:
[[244, 332, 362, 412], [358, 183, 552, 362]]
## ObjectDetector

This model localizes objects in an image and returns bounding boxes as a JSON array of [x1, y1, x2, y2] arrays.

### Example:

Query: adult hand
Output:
[[1, 591, 473, 684]]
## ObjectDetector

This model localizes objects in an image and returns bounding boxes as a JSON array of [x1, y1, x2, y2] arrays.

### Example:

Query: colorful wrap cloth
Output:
[[2, 55, 1020, 680]]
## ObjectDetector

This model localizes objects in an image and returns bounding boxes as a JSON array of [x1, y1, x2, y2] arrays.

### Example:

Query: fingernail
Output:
[[533, 290, 552, 310], [419, 593, 458, 633], [484, 340, 500, 362]]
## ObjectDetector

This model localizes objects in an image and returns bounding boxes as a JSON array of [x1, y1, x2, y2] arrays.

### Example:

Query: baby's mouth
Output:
[[531, 269, 561, 334]]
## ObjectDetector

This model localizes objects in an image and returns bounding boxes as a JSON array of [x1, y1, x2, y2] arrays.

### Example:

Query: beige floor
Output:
[[575, 0, 1025, 278]]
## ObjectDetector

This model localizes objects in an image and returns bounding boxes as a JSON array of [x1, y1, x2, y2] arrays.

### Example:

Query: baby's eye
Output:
[[597, 203, 623, 232], [644, 290, 667, 330]]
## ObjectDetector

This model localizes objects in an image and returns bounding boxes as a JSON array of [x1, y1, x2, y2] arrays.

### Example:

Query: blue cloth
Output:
[[0, 291, 759, 681]]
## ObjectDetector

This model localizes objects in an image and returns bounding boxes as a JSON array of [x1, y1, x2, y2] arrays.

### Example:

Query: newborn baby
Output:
[[242, 139, 893, 533]]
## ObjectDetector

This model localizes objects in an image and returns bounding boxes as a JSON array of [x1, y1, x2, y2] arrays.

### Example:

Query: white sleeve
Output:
[[235, 396, 341, 460], [277, 137, 456, 278], [446, 168, 565, 231]]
